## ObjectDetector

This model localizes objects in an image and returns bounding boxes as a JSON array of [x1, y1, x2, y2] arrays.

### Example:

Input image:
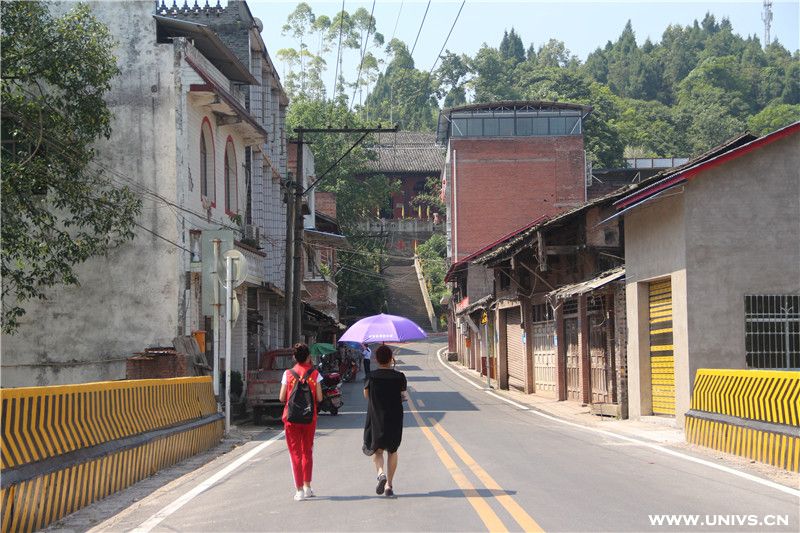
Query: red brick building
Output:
[[437, 101, 592, 355], [437, 101, 591, 262]]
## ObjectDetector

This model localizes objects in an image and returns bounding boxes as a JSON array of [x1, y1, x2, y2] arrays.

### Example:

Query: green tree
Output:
[[748, 103, 800, 135], [499, 28, 525, 64], [363, 39, 439, 131], [410, 176, 445, 213], [335, 234, 389, 319], [1, 1, 141, 333], [436, 51, 471, 108], [616, 98, 687, 157], [469, 44, 519, 102], [416, 233, 447, 325], [287, 97, 397, 228], [513, 64, 625, 167], [536, 39, 577, 69], [287, 97, 399, 318]]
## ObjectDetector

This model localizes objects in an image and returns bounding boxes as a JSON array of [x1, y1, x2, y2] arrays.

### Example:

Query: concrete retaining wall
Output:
[[685, 369, 800, 472], [1, 377, 222, 532]]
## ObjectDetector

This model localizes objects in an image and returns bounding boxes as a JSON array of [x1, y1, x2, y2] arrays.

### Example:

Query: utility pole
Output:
[[288, 125, 398, 344], [283, 177, 295, 346], [292, 129, 304, 345]]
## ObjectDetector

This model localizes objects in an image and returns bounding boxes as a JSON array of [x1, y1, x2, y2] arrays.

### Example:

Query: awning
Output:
[[154, 16, 258, 85], [185, 56, 268, 145], [548, 267, 625, 300], [304, 229, 350, 248], [455, 295, 493, 317]]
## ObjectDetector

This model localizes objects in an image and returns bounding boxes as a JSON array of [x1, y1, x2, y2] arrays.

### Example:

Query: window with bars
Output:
[[745, 295, 800, 370]]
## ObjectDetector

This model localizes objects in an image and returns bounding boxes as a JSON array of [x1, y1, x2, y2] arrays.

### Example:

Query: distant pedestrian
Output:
[[362, 342, 372, 380], [363, 345, 407, 498], [279, 343, 323, 501]]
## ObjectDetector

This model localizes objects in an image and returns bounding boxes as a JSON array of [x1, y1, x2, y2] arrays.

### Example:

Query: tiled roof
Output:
[[364, 131, 445, 174]]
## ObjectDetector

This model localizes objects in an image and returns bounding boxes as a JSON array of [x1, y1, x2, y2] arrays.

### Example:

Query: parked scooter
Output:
[[317, 369, 343, 416], [340, 355, 359, 383], [322, 347, 358, 383]]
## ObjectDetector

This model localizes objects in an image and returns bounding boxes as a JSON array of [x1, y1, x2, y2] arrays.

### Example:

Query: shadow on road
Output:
[[315, 488, 519, 501]]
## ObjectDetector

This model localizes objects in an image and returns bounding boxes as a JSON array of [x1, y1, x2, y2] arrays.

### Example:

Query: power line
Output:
[[8, 98, 283, 246], [349, 0, 377, 113], [330, 0, 346, 115], [409, 0, 431, 59], [390, 0, 404, 42], [428, 0, 466, 77], [133, 221, 194, 255]]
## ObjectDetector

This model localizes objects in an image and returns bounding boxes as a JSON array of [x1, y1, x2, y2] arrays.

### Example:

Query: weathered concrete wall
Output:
[[683, 133, 800, 379], [623, 193, 690, 425], [1, 2, 181, 387], [1, 2, 264, 387]]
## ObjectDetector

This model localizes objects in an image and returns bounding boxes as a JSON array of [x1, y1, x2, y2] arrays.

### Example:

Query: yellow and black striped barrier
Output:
[[1, 377, 222, 533], [685, 369, 800, 472]]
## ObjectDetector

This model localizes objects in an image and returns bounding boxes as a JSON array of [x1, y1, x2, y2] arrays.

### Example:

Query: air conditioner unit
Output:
[[243, 224, 261, 248]]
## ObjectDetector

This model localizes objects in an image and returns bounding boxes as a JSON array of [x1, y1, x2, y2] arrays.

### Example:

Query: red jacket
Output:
[[282, 363, 319, 424]]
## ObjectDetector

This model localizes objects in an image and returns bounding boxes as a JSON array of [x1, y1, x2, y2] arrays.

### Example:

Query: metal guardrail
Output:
[[685, 369, 800, 472], [1, 377, 222, 533]]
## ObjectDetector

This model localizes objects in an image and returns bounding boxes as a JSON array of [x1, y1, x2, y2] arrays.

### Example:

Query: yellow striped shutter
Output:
[[650, 280, 675, 415]]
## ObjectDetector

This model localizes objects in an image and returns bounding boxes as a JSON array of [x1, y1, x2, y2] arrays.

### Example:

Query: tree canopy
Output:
[[1, 1, 140, 333], [277, 4, 800, 318]]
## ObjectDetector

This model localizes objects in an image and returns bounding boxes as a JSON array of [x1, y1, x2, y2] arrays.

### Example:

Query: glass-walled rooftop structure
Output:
[[436, 101, 592, 145]]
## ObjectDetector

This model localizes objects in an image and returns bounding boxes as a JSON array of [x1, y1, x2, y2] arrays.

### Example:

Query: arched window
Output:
[[224, 137, 238, 214], [200, 118, 215, 205]]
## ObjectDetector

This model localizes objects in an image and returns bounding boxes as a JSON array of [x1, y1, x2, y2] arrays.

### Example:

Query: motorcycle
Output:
[[321, 349, 358, 383], [317, 368, 343, 416], [340, 355, 359, 383]]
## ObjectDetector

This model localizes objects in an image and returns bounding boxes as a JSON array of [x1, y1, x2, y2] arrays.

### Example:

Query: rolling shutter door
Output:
[[649, 280, 675, 415], [505, 307, 525, 390]]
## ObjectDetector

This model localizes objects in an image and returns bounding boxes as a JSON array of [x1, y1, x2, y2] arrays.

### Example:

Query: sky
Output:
[[247, 0, 800, 97]]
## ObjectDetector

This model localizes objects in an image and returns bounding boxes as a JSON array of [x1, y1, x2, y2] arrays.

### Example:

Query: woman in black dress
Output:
[[363, 344, 407, 497]]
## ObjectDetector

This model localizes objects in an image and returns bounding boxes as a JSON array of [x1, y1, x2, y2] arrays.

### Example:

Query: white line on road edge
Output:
[[435, 347, 800, 499], [130, 431, 285, 533], [435, 348, 491, 391]]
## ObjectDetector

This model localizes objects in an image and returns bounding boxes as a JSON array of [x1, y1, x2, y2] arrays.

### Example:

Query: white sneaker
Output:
[[303, 487, 315, 498], [294, 490, 305, 501]]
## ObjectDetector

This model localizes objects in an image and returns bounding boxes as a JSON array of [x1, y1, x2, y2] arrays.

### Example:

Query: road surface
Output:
[[82, 340, 798, 532]]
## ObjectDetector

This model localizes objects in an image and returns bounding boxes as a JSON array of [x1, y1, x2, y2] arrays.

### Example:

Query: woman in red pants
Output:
[[279, 343, 323, 501]]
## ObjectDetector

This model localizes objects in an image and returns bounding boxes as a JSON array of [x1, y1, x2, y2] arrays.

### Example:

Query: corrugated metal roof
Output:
[[364, 131, 445, 174], [444, 216, 547, 281], [154, 15, 258, 85], [548, 267, 625, 300], [616, 123, 799, 211]]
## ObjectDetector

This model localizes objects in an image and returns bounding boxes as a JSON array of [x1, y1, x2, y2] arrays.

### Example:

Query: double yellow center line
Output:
[[407, 392, 544, 533]]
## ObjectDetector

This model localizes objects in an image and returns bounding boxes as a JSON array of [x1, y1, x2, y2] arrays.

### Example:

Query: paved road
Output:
[[90, 340, 798, 532]]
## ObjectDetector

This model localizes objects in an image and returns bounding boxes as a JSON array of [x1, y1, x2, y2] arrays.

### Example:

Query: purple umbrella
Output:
[[339, 314, 428, 343]]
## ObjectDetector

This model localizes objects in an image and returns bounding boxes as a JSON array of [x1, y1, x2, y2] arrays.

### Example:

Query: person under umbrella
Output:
[[362, 344, 407, 498], [361, 342, 372, 380]]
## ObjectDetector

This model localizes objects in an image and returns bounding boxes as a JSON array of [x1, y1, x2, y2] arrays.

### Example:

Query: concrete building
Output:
[[1, 0, 290, 387], [619, 122, 800, 427]]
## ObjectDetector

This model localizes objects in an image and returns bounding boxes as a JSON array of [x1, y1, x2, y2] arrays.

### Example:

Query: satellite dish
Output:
[[217, 250, 248, 289]]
